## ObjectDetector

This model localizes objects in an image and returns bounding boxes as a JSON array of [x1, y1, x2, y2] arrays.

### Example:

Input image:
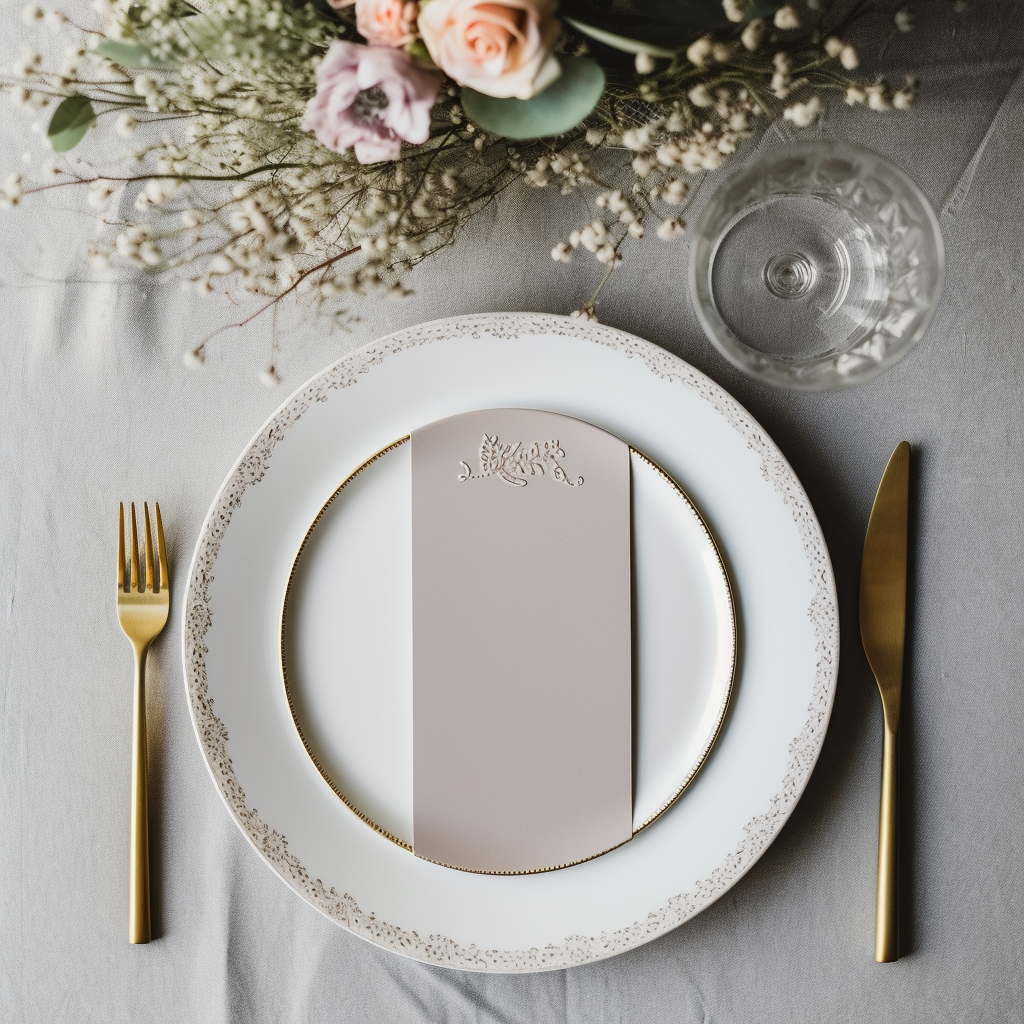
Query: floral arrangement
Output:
[[2, 0, 915, 372]]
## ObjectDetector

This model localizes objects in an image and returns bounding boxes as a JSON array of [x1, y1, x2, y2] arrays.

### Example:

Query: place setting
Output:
[[105, 109, 939, 974], [8, 0, 998, 1011], [119, 229, 926, 969]]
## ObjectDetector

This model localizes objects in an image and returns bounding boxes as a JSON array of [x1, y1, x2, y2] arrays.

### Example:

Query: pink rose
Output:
[[303, 41, 441, 164], [418, 0, 561, 100], [325, 0, 418, 47], [357, 0, 420, 47]]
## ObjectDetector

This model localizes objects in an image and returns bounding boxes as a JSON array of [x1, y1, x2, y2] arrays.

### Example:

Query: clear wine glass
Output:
[[689, 141, 944, 390]]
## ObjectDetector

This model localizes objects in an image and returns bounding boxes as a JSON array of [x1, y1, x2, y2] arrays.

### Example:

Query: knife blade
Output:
[[859, 440, 910, 963]]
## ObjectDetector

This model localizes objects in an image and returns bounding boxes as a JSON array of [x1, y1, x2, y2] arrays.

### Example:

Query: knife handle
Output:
[[875, 723, 898, 962]]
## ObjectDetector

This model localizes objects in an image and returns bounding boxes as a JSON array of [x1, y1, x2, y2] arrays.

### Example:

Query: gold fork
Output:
[[116, 502, 169, 945]]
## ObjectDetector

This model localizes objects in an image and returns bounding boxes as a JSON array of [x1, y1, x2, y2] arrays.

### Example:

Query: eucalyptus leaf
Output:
[[95, 39, 172, 70], [627, 0, 730, 28], [461, 57, 606, 141], [47, 95, 96, 153], [566, 13, 711, 49], [181, 14, 228, 56], [180, 14, 257, 60], [746, 0, 782, 18], [564, 17, 681, 56]]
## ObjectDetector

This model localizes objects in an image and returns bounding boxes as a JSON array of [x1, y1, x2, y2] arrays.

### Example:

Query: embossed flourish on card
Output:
[[457, 434, 583, 488]]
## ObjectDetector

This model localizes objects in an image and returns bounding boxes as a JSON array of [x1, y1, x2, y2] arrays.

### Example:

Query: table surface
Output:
[[2, 2, 1022, 1021]]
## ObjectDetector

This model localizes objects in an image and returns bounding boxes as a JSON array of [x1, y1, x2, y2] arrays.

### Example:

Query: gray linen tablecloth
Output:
[[2, 2, 1022, 1020]]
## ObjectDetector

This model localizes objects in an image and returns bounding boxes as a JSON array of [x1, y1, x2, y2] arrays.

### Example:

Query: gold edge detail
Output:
[[627, 448, 739, 835], [279, 430, 739, 871], [182, 312, 840, 970], [280, 436, 414, 854]]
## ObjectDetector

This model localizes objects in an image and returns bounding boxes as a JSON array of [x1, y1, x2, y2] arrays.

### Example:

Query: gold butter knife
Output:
[[859, 441, 910, 963]]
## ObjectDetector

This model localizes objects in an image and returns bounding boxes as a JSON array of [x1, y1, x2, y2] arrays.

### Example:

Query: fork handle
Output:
[[130, 643, 151, 944], [875, 722, 898, 962]]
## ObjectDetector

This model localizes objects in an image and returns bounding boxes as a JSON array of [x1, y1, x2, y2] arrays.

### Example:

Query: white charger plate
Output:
[[183, 313, 839, 971]]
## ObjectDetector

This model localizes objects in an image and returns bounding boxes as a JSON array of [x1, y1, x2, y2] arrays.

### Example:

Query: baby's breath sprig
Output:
[[1, 0, 916, 367]]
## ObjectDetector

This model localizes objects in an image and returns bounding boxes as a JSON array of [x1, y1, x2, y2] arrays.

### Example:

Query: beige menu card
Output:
[[412, 409, 632, 874]]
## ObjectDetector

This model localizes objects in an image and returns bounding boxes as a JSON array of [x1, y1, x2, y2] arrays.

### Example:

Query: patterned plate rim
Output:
[[181, 311, 839, 973]]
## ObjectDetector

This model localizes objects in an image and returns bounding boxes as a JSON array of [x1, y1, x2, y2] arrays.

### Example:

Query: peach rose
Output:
[[354, 0, 419, 47], [418, 0, 561, 100]]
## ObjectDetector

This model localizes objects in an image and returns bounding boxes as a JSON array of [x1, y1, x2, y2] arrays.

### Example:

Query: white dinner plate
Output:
[[183, 313, 839, 972], [280, 438, 737, 856]]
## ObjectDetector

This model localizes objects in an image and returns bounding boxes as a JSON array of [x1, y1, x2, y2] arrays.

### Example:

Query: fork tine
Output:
[[130, 502, 140, 593], [118, 502, 126, 590], [154, 503, 168, 595], [143, 502, 154, 593]]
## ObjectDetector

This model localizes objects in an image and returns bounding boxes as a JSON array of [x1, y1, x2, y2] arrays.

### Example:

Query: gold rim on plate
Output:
[[279, 434, 737, 874]]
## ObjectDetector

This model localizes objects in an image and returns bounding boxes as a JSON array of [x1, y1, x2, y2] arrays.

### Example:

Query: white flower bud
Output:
[[783, 96, 823, 128], [741, 19, 765, 51], [138, 241, 162, 266], [622, 127, 651, 152], [686, 37, 713, 67], [208, 253, 235, 275], [144, 178, 167, 204], [824, 36, 845, 58], [634, 51, 656, 75], [895, 7, 913, 31], [656, 217, 686, 240], [115, 113, 137, 138], [839, 45, 859, 70], [631, 154, 656, 177], [3, 172, 24, 201], [774, 5, 799, 29], [688, 84, 713, 107], [722, 0, 745, 23], [260, 366, 280, 388], [662, 179, 689, 205]]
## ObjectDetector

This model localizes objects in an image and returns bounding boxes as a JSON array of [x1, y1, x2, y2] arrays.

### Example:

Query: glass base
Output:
[[709, 194, 888, 362]]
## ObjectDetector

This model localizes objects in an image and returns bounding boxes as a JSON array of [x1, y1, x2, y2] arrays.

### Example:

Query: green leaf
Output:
[[180, 14, 227, 56], [746, 0, 781, 18], [627, 0, 730, 28], [406, 38, 433, 64], [461, 56, 606, 141], [95, 39, 172, 70], [181, 14, 260, 60], [47, 96, 96, 153], [564, 17, 682, 56]]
